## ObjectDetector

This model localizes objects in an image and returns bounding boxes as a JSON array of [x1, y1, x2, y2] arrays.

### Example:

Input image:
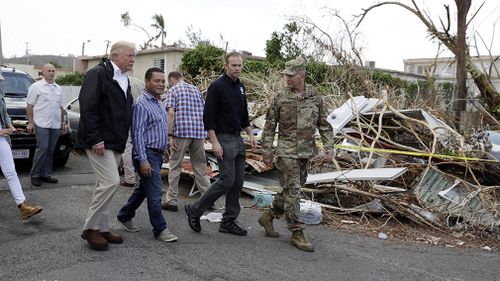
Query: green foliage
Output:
[[243, 60, 271, 75], [306, 60, 329, 84], [49, 60, 63, 69], [265, 22, 303, 65], [265, 31, 284, 64], [180, 44, 224, 78], [370, 70, 407, 89], [55, 72, 85, 86]]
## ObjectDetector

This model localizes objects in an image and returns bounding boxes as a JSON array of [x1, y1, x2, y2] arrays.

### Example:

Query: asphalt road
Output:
[[1, 154, 499, 281]]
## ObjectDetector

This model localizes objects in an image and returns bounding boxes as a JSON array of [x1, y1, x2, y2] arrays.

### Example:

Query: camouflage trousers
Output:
[[271, 157, 309, 231]]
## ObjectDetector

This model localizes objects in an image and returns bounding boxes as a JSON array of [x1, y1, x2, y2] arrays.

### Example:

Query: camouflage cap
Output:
[[282, 57, 306, 75]]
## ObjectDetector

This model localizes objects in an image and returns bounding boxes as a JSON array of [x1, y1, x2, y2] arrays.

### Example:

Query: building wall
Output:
[[403, 56, 500, 97], [82, 50, 184, 80]]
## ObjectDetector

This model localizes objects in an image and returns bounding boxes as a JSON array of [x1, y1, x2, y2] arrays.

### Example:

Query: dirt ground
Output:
[[322, 210, 500, 251]]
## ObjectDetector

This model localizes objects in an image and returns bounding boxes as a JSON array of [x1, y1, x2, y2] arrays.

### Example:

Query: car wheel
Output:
[[54, 153, 70, 167]]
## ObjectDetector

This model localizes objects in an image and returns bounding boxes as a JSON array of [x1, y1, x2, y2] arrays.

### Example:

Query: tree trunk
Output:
[[455, 0, 471, 129]]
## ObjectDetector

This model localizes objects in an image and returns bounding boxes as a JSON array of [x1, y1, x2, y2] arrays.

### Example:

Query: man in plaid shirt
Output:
[[162, 71, 210, 212]]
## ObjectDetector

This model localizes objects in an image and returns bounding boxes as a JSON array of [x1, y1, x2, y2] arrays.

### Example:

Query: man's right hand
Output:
[[263, 154, 274, 167], [140, 161, 153, 177], [169, 136, 179, 152], [0, 129, 13, 137], [91, 143, 105, 156], [26, 123, 34, 134], [212, 142, 223, 159]]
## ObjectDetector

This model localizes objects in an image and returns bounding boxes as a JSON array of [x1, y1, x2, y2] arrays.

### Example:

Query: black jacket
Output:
[[75, 58, 133, 153]]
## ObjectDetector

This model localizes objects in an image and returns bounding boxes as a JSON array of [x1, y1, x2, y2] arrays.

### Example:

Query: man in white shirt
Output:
[[26, 64, 67, 187]]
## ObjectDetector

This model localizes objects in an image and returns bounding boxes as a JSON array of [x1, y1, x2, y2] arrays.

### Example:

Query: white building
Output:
[[403, 56, 500, 97]]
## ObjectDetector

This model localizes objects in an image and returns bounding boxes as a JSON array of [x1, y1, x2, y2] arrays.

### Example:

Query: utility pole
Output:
[[25, 42, 30, 64], [104, 40, 111, 57], [81, 39, 91, 56]]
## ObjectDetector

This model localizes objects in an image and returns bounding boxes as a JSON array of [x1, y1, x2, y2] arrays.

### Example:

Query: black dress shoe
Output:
[[31, 177, 42, 187], [219, 220, 247, 236], [39, 176, 58, 184], [184, 204, 201, 232]]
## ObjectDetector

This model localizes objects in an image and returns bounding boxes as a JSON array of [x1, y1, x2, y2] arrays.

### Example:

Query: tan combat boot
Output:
[[291, 230, 314, 252], [258, 209, 279, 237], [18, 201, 43, 220]]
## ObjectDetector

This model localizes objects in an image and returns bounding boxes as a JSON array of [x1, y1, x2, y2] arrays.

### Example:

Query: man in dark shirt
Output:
[[185, 51, 256, 236]]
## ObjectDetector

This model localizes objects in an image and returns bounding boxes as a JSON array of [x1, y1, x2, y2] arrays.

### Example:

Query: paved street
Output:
[[1, 154, 499, 281]]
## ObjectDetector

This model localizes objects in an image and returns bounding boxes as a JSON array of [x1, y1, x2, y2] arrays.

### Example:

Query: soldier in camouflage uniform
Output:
[[259, 57, 335, 252]]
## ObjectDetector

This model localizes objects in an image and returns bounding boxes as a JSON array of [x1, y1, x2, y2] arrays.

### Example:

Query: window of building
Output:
[[153, 58, 165, 70], [417, 65, 423, 74]]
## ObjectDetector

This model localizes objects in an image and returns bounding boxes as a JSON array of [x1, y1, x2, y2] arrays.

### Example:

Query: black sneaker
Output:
[[31, 177, 42, 187], [219, 220, 247, 236], [184, 204, 201, 232]]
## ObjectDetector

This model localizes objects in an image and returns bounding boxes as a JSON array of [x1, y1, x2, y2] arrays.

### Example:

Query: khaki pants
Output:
[[83, 149, 121, 232], [165, 137, 210, 205]]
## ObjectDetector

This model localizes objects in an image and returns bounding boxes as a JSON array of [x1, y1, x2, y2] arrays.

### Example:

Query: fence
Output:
[[61, 86, 81, 104]]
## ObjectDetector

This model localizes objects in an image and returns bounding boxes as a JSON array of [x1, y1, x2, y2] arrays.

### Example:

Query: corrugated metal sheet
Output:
[[414, 167, 498, 227]]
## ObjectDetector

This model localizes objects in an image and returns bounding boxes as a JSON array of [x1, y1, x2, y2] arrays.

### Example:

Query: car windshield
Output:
[[0, 71, 34, 97]]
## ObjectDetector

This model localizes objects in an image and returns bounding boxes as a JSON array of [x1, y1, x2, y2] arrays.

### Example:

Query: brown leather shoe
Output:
[[100, 231, 123, 244], [81, 229, 108, 250], [18, 201, 43, 220], [161, 202, 178, 212], [120, 181, 136, 187]]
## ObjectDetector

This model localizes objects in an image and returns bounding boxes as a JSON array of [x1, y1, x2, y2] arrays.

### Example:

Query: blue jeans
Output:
[[31, 126, 60, 178], [190, 133, 246, 222], [117, 149, 166, 237]]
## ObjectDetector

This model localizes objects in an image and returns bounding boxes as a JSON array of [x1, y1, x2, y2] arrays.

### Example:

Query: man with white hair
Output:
[[76, 41, 136, 251]]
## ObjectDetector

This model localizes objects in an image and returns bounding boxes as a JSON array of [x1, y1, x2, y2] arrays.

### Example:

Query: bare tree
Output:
[[292, 10, 376, 97], [357, 0, 500, 118]]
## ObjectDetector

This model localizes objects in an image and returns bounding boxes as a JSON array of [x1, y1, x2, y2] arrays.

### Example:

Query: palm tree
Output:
[[151, 14, 166, 49]]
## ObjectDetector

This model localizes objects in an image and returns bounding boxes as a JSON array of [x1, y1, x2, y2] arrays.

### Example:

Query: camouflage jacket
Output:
[[261, 84, 334, 159]]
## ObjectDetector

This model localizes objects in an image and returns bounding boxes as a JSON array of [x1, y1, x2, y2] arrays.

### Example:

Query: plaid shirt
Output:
[[166, 81, 207, 139]]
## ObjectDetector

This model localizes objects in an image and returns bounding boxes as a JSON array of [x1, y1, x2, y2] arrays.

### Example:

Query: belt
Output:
[[147, 147, 164, 154], [219, 131, 241, 135]]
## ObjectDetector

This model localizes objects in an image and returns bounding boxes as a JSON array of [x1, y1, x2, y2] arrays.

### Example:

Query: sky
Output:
[[1, 0, 499, 71]]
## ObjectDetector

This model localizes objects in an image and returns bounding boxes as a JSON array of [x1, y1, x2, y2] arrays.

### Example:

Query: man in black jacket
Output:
[[77, 41, 136, 251]]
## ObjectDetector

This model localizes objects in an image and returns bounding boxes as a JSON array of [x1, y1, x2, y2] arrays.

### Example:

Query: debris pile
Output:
[[174, 71, 500, 237], [239, 94, 499, 234]]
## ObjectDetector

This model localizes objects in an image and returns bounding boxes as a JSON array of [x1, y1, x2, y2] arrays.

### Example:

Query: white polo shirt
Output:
[[26, 79, 64, 129]]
